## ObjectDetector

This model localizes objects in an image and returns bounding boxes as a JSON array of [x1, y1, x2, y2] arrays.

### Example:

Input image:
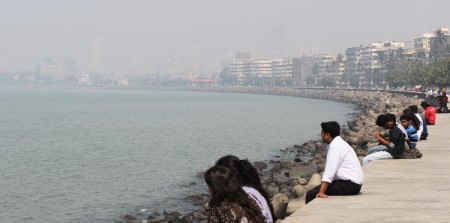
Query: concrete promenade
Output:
[[282, 113, 450, 223]]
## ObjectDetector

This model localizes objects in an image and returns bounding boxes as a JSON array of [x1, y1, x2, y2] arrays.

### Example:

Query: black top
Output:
[[387, 125, 406, 159]]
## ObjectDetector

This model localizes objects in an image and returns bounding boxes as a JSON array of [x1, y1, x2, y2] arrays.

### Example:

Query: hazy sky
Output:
[[1, 0, 450, 73]]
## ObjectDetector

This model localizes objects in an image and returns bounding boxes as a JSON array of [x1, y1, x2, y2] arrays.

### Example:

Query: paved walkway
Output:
[[282, 113, 450, 223]]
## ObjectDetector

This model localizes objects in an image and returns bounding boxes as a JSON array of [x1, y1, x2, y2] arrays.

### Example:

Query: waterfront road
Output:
[[282, 113, 450, 223]]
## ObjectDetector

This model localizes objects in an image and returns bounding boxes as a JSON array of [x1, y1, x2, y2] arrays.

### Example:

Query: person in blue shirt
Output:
[[400, 114, 419, 149]]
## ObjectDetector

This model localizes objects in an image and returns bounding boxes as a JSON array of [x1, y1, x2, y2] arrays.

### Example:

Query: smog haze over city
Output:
[[1, 0, 450, 76]]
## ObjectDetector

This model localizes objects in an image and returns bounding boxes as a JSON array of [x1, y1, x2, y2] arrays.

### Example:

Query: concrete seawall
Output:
[[281, 113, 450, 223]]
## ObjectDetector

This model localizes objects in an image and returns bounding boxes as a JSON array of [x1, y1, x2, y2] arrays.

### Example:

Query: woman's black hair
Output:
[[204, 165, 264, 222], [215, 155, 276, 222], [402, 110, 422, 130]]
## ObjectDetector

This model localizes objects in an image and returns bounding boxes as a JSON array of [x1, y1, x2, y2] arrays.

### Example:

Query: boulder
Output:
[[288, 165, 318, 179], [304, 173, 321, 191], [285, 197, 306, 216], [272, 193, 289, 220], [266, 184, 280, 197], [291, 185, 306, 198]]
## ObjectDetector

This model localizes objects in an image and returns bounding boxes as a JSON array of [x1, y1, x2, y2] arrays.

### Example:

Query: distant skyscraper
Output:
[[38, 58, 65, 80], [65, 60, 77, 76], [270, 25, 285, 58], [0, 60, 6, 72], [170, 43, 199, 80], [89, 38, 103, 74], [129, 56, 145, 76]]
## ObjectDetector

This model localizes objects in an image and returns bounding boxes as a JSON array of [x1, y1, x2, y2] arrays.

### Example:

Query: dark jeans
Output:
[[305, 180, 362, 204]]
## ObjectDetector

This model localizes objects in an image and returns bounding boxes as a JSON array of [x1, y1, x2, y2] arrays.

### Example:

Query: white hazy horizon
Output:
[[1, 0, 450, 74]]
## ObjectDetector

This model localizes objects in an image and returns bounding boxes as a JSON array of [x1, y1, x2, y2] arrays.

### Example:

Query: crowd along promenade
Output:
[[282, 113, 450, 222]]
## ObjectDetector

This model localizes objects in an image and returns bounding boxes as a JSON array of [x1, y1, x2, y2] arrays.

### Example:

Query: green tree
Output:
[[385, 68, 408, 88], [430, 29, 450, 62], [219, 66, 236, 85], [305, 75, 315, 86], [426, 59, 450, 86], [318, 75, 337, 87]]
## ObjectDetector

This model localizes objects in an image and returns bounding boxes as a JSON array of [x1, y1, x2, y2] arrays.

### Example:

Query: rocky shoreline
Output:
[[117, 87, 425, 223]]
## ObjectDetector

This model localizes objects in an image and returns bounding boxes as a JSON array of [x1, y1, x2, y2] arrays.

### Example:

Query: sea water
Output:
[[0, 87, 355, 222]]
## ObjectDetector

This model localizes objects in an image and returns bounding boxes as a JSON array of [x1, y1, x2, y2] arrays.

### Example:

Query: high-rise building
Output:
[[228, 52, 251, 84], [38, 58, 65, 80], [169, 43, 199, 80], [0, 60, 6, 72], [292, 56, 315, 86], [270, 25, 285, 59], [89, 38, 103, 74]]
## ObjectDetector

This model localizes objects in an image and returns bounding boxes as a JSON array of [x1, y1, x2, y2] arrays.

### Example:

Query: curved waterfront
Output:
[[0, 87, 355, 222]]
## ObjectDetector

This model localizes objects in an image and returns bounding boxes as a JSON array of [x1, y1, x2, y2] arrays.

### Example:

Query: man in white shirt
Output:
[[305, 121, 364, 204]]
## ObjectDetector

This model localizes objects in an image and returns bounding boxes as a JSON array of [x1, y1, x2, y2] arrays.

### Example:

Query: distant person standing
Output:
[[305, 121, 363, 204], [420, 101, 436, 125], [441, 87, 448, 111]]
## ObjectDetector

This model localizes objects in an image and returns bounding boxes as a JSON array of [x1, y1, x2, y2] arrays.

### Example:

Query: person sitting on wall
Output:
[[363, 113, 406, 166], [420, 101, 437, 125], [408, 105, 427, 140], [305, 121, 363, 204]]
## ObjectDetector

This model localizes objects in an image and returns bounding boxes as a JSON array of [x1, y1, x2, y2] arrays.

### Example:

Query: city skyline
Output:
[[1, 0, 450, 75]]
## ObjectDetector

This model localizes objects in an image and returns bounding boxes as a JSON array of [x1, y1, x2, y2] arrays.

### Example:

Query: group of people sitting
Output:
[[363, 102, 435, 166], [204, 121, 364, 222], [204, 102, 437, 223]]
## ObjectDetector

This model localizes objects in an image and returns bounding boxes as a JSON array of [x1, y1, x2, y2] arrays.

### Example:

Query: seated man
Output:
[[367, 114, 410, 154], [420, 101, 436, 125], [363, 113, 406, 166], [305, 121, 363, 204]]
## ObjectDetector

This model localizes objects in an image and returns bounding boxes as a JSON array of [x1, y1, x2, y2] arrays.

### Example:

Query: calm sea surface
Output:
[[0, 87, 355, 222]]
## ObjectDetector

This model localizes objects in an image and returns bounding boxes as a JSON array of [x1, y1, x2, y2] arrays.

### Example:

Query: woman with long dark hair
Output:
[[402, 108, 422, 131], [204, 165, 265, 223], [216, 155, 275, 223]]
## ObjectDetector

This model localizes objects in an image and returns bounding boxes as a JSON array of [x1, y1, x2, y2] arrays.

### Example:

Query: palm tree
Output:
[[430, 29, 449, 62]]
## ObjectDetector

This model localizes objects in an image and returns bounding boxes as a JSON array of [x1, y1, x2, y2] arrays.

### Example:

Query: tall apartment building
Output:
[[249, 59, 272, 79], [228, 53, 295, 85], [345, 40, 411, 86], [38, 58, 65, 80], [228, 52, 251, 84], [0, 60, 6, 72], [292, 56, 315, 86], [89, 38, 103, 74], [169, 43, 199, 80], [311, 53, 345, 85], [361, 42, 383, 71], [271, 58, 293, 84], [413, 33, 434, 58], [270, 25, 285, 58]]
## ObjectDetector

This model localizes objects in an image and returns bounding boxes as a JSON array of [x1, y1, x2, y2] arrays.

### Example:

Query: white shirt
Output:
[[414, 113, 424, 138], [322, 136, 364, 185], [243, 186, 273, 223]]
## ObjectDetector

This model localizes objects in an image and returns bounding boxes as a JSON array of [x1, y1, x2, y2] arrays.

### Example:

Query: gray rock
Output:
[[289, 165, 318, 179]]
